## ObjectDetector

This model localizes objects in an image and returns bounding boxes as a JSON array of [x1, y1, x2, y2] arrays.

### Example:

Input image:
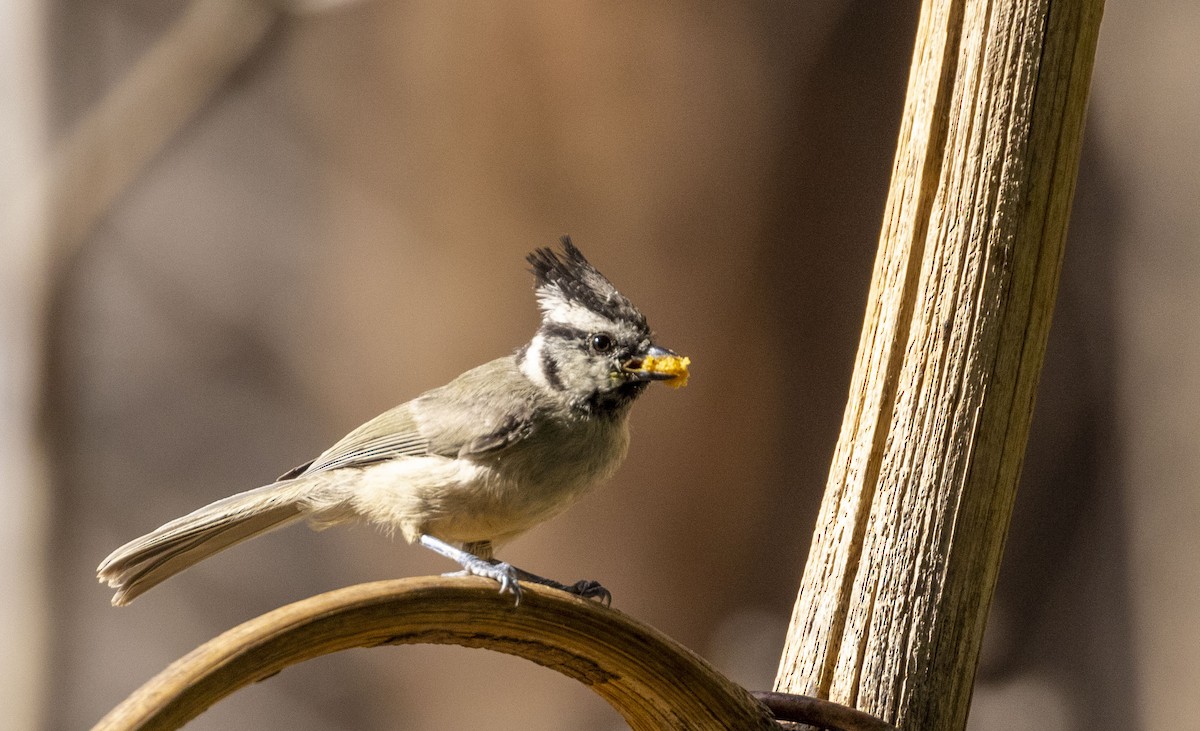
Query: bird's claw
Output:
[[456, 558, 522, 604], [562, 579, 612, 606], [445, 567, 606, 606], [490, 561, 522, 603]]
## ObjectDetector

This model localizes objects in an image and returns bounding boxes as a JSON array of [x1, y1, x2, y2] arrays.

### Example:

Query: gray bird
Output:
[[98, 238, 689, 606]]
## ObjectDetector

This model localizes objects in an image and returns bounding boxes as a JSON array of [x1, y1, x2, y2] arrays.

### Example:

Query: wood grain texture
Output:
[[775, 1, 1104, 729], [93, 577, 777, 731]]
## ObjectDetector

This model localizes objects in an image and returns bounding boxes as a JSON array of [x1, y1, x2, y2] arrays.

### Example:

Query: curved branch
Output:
[[93, 576, 777, 730]]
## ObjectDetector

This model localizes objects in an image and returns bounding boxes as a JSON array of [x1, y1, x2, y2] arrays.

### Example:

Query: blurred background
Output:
[[1, 1, 1195, 729]]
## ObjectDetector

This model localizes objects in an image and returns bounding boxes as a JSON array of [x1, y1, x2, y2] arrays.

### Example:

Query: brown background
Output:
[[12, 1, 1196, 729]]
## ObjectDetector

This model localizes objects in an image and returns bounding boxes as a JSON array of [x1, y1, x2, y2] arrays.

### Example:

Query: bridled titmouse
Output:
[[98, 237, 689, 605]]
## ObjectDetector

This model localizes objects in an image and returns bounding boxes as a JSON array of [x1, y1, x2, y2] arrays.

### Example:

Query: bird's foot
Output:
[[511, 567, 612, 607], [441, 556, 520, 602], [419, 534, 609, 606], [459, 556, 523, 604], [420, 535, 522, 604], [560, 579, 612, 606]]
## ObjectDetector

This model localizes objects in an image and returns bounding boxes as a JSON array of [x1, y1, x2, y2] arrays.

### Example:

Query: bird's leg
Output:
[[419, 535, 521, 603], [420, 535, 611, 606], [467, 541, 610, 605], [507, 565, 612, 606], [462, 540, 494, 561]]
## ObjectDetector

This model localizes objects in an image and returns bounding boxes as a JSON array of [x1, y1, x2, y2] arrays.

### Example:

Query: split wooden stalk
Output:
[[774, 1, 1104, 729]]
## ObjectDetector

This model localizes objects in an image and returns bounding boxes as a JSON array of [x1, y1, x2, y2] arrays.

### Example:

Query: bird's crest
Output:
[[527, 237, 647, 330]]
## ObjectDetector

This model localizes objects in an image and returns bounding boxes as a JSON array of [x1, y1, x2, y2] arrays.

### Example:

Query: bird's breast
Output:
[[348, 413, 632, 545], [438, 415, 631, 543]]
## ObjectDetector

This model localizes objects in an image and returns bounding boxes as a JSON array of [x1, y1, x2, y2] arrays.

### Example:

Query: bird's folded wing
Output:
[[282, 403, 431, 477]]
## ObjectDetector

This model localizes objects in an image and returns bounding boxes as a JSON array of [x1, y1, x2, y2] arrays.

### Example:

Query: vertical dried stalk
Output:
[[775, 1, 1104, 729]]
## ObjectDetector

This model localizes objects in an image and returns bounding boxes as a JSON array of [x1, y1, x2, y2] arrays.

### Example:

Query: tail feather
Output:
[[98, 482, 312, 606]]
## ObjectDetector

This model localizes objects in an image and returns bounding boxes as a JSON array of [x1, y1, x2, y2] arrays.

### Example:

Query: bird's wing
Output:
[[280, 357, 539, 479], [418, 357, 541, 459], [279, 402, 431, 479]]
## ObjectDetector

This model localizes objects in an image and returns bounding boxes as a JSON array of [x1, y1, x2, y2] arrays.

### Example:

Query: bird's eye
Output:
[[590, 333, 614, 353]]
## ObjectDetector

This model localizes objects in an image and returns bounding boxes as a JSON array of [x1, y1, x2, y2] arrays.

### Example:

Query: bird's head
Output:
[[520, 237, 688, 416]]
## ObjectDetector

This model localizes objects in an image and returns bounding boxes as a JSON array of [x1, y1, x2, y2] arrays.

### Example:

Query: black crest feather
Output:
[[526, 236, 647, 328]]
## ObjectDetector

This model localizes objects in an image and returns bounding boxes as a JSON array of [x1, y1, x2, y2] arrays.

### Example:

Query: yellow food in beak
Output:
[[639, 353, 691, 388]]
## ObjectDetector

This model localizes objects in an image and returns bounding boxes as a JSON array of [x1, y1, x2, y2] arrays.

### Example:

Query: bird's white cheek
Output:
[[520, 333, 550, 388]]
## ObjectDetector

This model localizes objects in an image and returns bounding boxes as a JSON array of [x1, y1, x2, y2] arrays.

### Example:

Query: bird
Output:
[[98, 237, 690, 606]]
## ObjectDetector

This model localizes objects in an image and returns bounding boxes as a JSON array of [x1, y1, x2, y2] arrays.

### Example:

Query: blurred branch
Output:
[[775, 0, 1104, 728], [44, 0, 278, 276]]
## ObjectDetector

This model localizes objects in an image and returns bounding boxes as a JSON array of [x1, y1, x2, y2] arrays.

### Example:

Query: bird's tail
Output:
[[97, 480, 321, 606]]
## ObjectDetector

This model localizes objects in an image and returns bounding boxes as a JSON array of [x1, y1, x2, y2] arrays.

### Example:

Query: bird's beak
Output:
[[622, 345, 691, 388]]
